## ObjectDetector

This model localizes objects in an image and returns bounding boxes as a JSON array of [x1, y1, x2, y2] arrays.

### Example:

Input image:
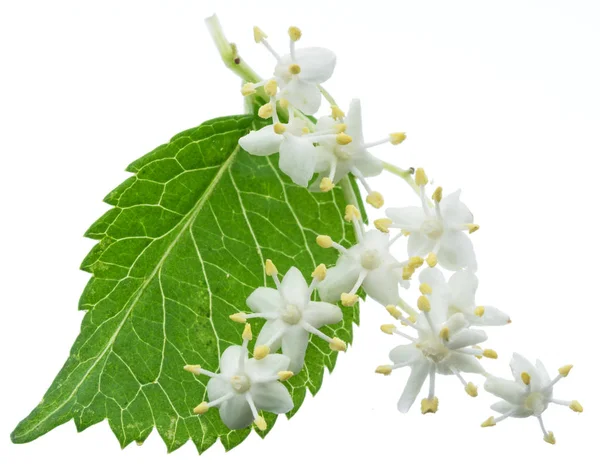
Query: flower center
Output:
[[230, 374, 251, 393], [360, 249, 382, 270], [281, 304, 302, 325], [420, 218, 444, 240], [524, 392, 547, 415], [333, 146, 350, 161], [419, 338, 450, 363]]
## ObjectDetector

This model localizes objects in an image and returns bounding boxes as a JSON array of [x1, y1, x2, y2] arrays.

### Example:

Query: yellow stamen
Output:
[[366, 191, 384, 209], [439, 327, 450, 341], [183, 364, 201, 374], [559, 364, 573, 377], [569, 400, 583, 413], [432, 187, 442, 203], [288, 63, 301, 75], [258, 102, 273, 119], [254, 345, 270, 360], [415, 168, 428, 186], [264, 79, 278, 97], [482, 349, 498, 359], [465, 382, 478, 397], [331, 105, 345, 120], [407, 314, 417, 324], [253, 26, 267, 43], [329, 337, 347, 352], [481, 416, 496, 427], [402, 229, 411, 236], [334, 123, 347, 133], [336, 133, 353, 145], [474, 306, 485, 317], [241, 83, 256, 96], [278, 371, 294, 382], [417, 295, 431, 312], [279, 98, 289, 108], [544, 432, 556, 445], [288, 26, 302, 41], [273, 123, 286, 134], [408, 256, 424, 268], [316, 235, 333, 248], [230, 313, 247, 323], [320, 177, 335, 192], [265, 259, 278, 277], [344, 204, 361, 222], [311, 263, 327, 281], [302, 126, 310, 134], [374, 218, 393, 233], [385, 304, 402, 319], [341, 293, 359, 307], [380, 324, 396, 335], [242, 323, 252, 341], [254, 416, 267, 431], [426, 252, 438, 268], [521, 372, 531, 385], [467, 223, 479, 234], [402, 266, 415, 280], [390, 132, 407, 145], [193, 401, 209, 415], [376, 365, 393, 375], [419, 283, 432, 295], [420, 397, 439, 414]]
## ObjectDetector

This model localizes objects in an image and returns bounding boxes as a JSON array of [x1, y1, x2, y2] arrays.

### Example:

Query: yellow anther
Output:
[[288, 63, 301, 75], [417, 295, 431, 312], [288, 26, 302, 41], [279, 98, 289, 108], [316, 235, 333, 248], [376, 365, 393, 375], [264, 79, 278, 97], [329, 337, 347, 352], [193, 401, 209, 415], [465, 382, 478, 397], [341, 293, 359, 307], [320, 177, 335, 192], [402, 266, 415, 280], [407, 314, 417, 324], [380, 324, 396, 335], [241, 83, 256, 96], [253, 26, 268, 43], [334, 123, 347, 133], [254, 345, 270, 360], [439, 327, 450, 341], [331, 105, 345, 120], [467, 223, 480, 234], [390, 132, 407, 145], [273, 123, 286, 135], [302, 126, 310, 134], [559, 364, 573, 377], [242, 323, 252, 341], [521, 372, 531, 385], [408, 256, 424, 268], [415, 168, 428, 186], [544, 432, 556, 445], [426, 252, 438, 268], [265, 259, 278, 277], [278, 370, 294, 382], [481, 416, 496, 427], [374, 218, 393, 233], [366, 191, 384, 209], [432, 187, 443, 203], [258, 102, 273, 119], [419, 283, 432, 295], [336, 133, 353, 145], [474, 306, 485, 317], [311, 263, 327, 281], [570, 400, 583, 413], [420, 397, 439, 414], [473, 345, 483, 359], [344, 204, 361, 222], [254, 416, 267, 431], [402, 229, 411, 236], [385, 304, 402, 319], [183, 364, 201, 374], [482, 349, 498, 359], [230, 313, 247, 323]]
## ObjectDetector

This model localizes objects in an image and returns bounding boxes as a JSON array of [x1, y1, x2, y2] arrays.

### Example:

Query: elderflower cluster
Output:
[[194, 20, 582, 444]]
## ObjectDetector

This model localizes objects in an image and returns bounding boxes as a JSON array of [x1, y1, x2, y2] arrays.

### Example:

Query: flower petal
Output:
[[385, 206, 426, 231], [207, 377, 231, 401], [448, 270, 478, 311], [345, 99, 364, 145], [280, 266, 310, 309], [280, 79, 322, 114], [279, 135, 317, 186], [256, 320, 286, 352], [484, 376, 526, 405], [238, 125, 283, 156], [437, 230, 477, 271], [407, 232, 436, 258], [491, 401, 530, 418], [219, 394, 253, 430], [397, 361, 430, 413], [245, 354, 290, 379], [303, 301, 343, 329], [444, 352, 485, 374], [281, 326, 310, 374], [295, 47, 336, 83], [314, 144, 335, 173], [219, 345, 244, 375], [470, 305, 511, 326], [510, 353, 541, 389], [317, 256, 362, 303], [389, 344, 420, 365], [535, 359, 552, 388], [353, 149, 383, 178], [439, 190, 473, 226], [246, 287, 283, 315], [445, 328, 488, 350], [251, 381, 294, 414], [362, 266, 400, 306]]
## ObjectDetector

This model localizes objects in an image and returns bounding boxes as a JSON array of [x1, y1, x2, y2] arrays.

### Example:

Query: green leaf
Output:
[[11, 115, 362, 453]]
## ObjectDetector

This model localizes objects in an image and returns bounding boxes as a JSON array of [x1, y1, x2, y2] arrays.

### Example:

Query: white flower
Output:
[[231, 261, 346, 374], [310, 99, 406, 207], [316, 205, 412, 307], [184, 324, 294, 431], [482, 353, 582, 444], [376, 288, 499, 414], [384, 168, 478, 271], [418, 268, 511, 326]]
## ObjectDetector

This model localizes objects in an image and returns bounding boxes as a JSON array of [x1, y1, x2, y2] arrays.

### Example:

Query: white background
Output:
[[1, 1, 598, 464]]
